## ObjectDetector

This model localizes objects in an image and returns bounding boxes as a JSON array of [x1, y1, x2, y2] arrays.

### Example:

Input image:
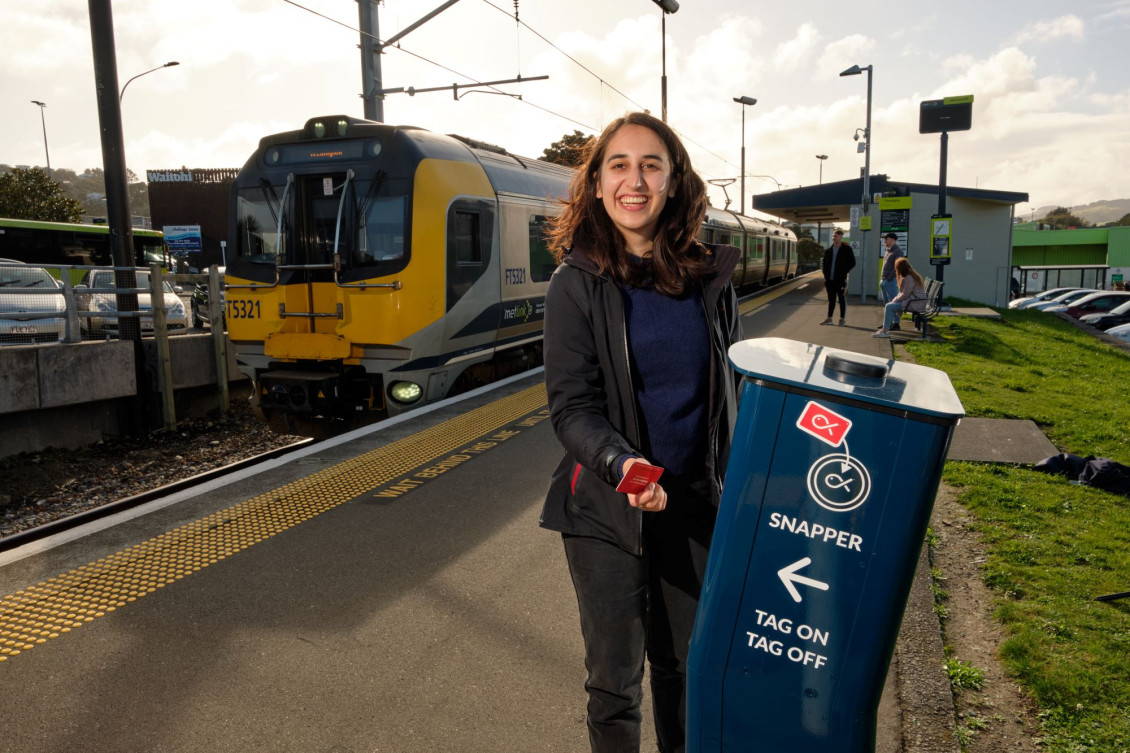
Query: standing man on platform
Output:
[[820, 228, 856, 326], [880, 233, 905, 315]]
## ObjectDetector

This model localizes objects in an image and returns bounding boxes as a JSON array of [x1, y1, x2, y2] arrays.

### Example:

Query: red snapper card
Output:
[[615, 463, 665, 494]]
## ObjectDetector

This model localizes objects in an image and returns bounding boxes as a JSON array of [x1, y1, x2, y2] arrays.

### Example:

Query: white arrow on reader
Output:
[[777, 557, 830, 603]]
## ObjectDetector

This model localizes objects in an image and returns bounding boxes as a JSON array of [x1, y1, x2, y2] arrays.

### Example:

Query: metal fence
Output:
[[0, 261, 221, 347]]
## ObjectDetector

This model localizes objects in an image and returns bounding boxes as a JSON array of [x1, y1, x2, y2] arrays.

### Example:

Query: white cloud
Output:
[[1010, 15, 1086, 46], [1096, 1, 1130, 21], [774, 23, 821, 73], [817, 35, 876, 78]]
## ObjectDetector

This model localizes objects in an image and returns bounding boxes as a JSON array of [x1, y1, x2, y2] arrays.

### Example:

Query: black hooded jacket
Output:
[[539, 242, 743, 554]]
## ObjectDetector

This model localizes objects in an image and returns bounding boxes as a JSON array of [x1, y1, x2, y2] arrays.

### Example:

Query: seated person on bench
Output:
[[873, 258, 927, 338]]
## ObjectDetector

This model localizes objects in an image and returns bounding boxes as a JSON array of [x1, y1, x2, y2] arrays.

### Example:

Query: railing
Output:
[[0, 262, 211, 346], [0, 262, 230, 430]]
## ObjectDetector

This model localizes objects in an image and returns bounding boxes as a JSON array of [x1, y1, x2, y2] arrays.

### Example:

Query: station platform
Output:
[[1, 275, 968, 752]]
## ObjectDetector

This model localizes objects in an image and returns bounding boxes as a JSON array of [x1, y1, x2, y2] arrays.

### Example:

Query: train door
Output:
[[442, 196, 499, 353], [273, 172, 357, 334], [748, 234, 767, 287], [731, 232, 748, 287]]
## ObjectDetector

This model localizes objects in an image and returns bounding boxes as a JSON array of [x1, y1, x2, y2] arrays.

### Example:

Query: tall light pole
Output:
[[651, 0, 679, 122], [840, 63, 873, 302], [120, 61, 179, 102], [734, 96, 757, 215], [30, 100, 50, 179], [816, 154, 828, 244]]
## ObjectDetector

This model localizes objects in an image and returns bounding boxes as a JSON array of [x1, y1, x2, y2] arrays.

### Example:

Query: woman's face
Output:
[[595, 124, 676, 253]]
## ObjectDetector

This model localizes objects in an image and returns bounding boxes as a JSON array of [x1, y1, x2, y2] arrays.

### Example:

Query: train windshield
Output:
[[234, 173, 409, 275]]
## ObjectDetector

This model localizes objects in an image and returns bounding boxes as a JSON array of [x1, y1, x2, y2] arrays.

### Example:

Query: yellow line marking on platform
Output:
[[738, 272, 818, 316], [0, 384, 549, 664]]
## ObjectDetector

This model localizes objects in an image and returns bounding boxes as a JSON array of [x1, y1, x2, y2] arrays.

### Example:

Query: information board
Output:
[[929, 214, 952, 266]]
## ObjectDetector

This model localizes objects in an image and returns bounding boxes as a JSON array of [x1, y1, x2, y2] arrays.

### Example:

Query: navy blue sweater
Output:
[[619, 279, 710, 476]]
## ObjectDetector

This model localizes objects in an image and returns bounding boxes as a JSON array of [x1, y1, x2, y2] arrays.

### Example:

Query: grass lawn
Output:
[[904, 305, 1130, 751]]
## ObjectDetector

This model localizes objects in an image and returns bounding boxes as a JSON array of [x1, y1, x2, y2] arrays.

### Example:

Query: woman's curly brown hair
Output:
[[547, 112, 710, 295]]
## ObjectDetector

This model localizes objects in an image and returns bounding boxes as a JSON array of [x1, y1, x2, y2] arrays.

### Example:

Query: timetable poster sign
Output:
[[879, 196, 912, 254]]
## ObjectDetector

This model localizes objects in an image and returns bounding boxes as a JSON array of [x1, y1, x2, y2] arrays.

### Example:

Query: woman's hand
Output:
[[622, 457, 668, 512], [629, 482, 668, 512]]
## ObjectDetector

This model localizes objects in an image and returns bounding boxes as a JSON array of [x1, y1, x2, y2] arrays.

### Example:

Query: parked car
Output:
[[1079, 299, 1130, 330], [75, 268, 187, 337], [1008, 287, 1086, 310], [1029, 289, 1101, 312], [190, 269, 225, 329], [0, 259, 67, 345], [1056, 291, 1130, 319], [1105, 322, 1130, 344]]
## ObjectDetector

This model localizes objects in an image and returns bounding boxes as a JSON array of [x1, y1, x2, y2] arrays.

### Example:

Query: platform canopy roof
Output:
[[752, 175, 1029, 224]]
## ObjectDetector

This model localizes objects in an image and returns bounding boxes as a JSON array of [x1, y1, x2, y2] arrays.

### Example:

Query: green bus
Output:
[[0, 217, 167, 268]]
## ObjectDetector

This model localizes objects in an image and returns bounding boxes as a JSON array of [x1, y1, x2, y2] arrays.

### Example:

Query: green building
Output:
[[1011, 226, 1130, 295]]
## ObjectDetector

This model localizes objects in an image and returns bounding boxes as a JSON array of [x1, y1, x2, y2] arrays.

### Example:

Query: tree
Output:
[[38, 166, 151, 219], [786, 223, 815, 241], [0, 167, 83, 222], [540, 130, 593, 168], [797, 238, 824, 268], [1040, 206, 1088, 229], [1111, 213, 1130, 227]]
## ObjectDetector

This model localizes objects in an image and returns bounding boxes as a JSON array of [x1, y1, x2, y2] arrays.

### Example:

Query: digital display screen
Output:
[[274, 140, 366, 164]]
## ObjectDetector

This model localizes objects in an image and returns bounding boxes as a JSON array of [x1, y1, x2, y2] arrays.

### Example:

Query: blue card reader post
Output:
[[687, 337, 964, 752]]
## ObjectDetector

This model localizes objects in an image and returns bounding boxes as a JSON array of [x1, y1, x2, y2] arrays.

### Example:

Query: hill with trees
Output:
[[0, 164, 150, 220], [1033, 198, 1130, 227]]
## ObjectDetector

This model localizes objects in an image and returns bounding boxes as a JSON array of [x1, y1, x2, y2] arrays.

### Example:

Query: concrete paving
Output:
[[948, 418, 1059, 464]]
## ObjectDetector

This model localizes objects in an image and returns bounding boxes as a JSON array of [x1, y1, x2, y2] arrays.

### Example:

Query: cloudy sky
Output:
[[3, 0, 1128, 219]]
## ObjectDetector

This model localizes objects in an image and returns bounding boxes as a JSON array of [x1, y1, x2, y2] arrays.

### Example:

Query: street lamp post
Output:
[[816, 154, 828, 244], [734, 96, 757, 215], [840, 63, 873, 302], [120, 61, 179, 102], [30, 100, 50, 179], [750, 174, 782, 191], [650, 0, 679, 122]]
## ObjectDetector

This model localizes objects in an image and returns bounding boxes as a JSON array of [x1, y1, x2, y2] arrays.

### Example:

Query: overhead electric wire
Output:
[[281, 0, 742, 188], [477, 0, 740, 180]]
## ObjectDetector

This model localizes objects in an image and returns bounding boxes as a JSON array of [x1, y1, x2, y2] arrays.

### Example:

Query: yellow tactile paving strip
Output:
[[738, 273, 816, 316], [0, 383, 549, 664]]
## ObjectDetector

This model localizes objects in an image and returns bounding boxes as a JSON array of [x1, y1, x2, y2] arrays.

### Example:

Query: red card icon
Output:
[[796, 401, 851, 448], [615, 462, 665, 494]]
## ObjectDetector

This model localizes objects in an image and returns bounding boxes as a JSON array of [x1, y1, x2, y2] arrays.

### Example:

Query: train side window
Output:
[[717, 232, 731, 246], [446, 198, 494, 312], [453, 211, 482, 265], [529, 215, 556, 282], [749, 236, 765, 262]]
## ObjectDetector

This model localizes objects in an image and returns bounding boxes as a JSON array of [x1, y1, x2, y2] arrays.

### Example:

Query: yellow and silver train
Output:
[[224, 115, 796, 432]]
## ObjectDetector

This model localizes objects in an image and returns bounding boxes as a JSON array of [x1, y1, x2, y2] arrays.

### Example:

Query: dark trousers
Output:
[[825, 278, 847, 318], [563, 482, 715, 753]]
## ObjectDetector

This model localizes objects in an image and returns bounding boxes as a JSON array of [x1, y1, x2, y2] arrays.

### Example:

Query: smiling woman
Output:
[[540, 111, 742, 752]]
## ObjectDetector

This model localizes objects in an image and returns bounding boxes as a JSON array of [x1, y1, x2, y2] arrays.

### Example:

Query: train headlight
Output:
[[389, 381, 423, 405]]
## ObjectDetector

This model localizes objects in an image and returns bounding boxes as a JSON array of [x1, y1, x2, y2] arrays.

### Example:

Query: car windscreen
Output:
[[0, 266, 59, 288], [1108, 299, 1130, 316], [90, 271, 172, 292]]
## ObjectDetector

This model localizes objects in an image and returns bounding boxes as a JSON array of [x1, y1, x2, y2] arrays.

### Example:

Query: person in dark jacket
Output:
[[540, 111, 742, 753], [819, 228, 856, 325]]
